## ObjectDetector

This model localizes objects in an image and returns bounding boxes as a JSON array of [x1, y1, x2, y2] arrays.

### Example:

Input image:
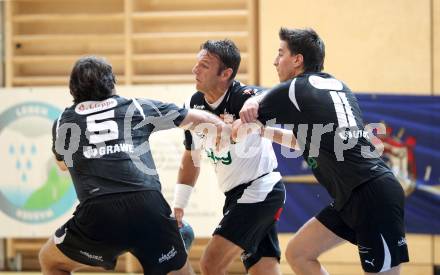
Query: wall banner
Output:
[[0, 86, 222, 237], [277, 94, 440, 234]]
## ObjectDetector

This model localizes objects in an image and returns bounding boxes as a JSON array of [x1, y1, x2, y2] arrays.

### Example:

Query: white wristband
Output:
[[173, 183, 193, 209]]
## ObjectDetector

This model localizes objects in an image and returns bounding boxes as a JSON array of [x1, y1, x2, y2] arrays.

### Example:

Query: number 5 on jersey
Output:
[[86, 110, 119, 144]]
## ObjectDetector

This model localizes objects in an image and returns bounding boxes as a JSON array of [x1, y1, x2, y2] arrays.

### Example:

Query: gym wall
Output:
[[259, 0, 440, 95]]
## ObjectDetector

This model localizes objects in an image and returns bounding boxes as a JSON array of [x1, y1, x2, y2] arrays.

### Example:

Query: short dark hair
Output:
[[279, 27, 325, 72], [201, 39, 241, 81], [69, 56, 116, 104]]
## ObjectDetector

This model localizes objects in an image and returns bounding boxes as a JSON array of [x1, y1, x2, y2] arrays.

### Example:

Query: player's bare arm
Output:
[[55, 159, 68, 171], [232, 119, 297, 149], [174, 149, 201, 227]]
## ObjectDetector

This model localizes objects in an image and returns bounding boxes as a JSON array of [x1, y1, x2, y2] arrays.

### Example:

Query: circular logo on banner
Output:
[[0, 102, 77, 223]]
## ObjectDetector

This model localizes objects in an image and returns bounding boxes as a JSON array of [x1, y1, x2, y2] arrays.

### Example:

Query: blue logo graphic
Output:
[[0, 102, 76, 223]]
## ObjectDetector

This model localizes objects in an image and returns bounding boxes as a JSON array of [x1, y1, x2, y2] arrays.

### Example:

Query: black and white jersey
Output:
[[52, 95, 188, 203], [258, 72, 391, 210], [184, 81, 281, 195]]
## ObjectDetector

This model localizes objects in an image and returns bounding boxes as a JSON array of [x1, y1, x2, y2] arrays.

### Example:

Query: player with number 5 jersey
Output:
[[40, 56, 228, 275], [52, 95, 189, 202]]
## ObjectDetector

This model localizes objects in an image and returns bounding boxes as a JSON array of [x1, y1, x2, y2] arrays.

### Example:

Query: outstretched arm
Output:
[[55, 160, 68, 171], [263, 126, 298, 149], [179, 109, 225, 131], [180, 109, 231, 152], [232, 119, 297, 149]]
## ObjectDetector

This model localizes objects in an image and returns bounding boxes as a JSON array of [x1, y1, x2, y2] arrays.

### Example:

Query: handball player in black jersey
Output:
[[38, 56, 228, 275], [237, 28, 409, 274]]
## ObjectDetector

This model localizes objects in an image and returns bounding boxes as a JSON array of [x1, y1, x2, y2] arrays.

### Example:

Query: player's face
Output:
[[192, 50, 223, 93], [274, 41, 301, 82]]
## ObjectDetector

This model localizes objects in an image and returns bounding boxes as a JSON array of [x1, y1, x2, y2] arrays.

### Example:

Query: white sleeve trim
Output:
[[184, 96, 192, 109], [288, 78, 301, 111], [55, 113, 63, 139], [132, 98, 146, 120], [184, 95, 195, 140]]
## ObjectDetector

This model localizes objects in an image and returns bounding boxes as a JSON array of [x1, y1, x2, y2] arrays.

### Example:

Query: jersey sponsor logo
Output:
[[83, 143, 134, 158], [0, 102, 77, 223], [158, 246, 177, 263], [193, 104, 205, 110], [205, 149, 232, 165], [308, 75, 343, 90], [80, 250, 104, 262], [242, 88, 257, 95], [57, 107, 123, 166], [75, 98, 117, 115], [338, 129, 370, 140]]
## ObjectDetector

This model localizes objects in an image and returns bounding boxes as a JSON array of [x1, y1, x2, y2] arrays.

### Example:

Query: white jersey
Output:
[[184, 81, 281, 201]]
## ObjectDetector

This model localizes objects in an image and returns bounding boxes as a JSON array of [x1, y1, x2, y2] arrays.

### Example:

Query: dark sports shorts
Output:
[[316, 173, 409, 273], [213, 180, 285, 270], [54, 190, 187, 275]]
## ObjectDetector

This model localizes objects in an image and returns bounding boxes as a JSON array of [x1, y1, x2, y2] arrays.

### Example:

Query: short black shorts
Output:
[[213, 180, 285, 270], [316, 173, 409, 273], [54, 191, 187, 275]]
